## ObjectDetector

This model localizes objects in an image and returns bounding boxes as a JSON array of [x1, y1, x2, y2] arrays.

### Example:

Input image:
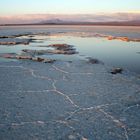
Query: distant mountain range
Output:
[[1, 19, 140, 26], [38, 19, 140, 26]]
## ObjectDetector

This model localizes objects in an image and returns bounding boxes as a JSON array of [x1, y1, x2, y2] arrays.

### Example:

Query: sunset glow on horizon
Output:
[[0, 0, 140, 24]]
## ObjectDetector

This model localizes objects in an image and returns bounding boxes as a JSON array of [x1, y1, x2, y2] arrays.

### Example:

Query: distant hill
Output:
[[40, 18, 66, 24], [36, 18, 140, 26], [38, 19, 140, 26], [1, 19, 140, 26]]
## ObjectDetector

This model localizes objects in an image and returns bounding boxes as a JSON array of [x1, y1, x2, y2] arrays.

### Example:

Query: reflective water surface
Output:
[[0, 25, 140, 74]]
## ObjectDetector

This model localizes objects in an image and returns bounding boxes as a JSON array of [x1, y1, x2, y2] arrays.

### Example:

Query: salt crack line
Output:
[[51, 80, 78, 108], [54, 90, 79, 108], [11, 121, 45, 126], [82, 103, 118, 111], [56, 120, 89, 140], [52, 65, 69, 74], [22, 66, 52, 81], [99, 108, 129, 140], [52, 80, 57, 90], [0, 121, 46, 127], [52, 65, 94, 75], [65, 108, 81, 120], [123, 104, 140, 113], [9, 89, 54, 93], [0, 65, 23, 68], [0, 120, 90, 140], [65, 103, 118, 120], [71, 72, 93, 75], [0, 120, 67, 127], [0, 64, 52, 81]]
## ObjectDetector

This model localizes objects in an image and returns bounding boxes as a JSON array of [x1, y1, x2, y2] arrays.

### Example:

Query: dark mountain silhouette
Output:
[[40, 18, 65, 24], [38, 19, 140, 26], [1, 19, 140, 26]]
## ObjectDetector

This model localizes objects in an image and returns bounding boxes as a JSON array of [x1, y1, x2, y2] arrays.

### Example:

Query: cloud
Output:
[[0, 12, 140, 24]]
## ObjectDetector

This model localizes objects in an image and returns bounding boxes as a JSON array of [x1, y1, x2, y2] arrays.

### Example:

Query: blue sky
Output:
[[0, 0, 140, 24], [0, 0, 140, 15]]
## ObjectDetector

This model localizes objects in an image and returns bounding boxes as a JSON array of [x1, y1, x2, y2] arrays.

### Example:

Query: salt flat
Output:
[[0, 60, 139, 140]]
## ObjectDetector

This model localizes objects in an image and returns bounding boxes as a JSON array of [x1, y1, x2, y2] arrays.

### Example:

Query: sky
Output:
[[0, 0, 140, 24]]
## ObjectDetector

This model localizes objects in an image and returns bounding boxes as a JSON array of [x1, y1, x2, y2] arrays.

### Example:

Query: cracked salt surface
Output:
[[0, 60, 139, 140]]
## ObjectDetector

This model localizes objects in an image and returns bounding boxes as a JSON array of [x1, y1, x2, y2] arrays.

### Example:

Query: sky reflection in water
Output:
[[1, 34, 140, 74], [0, 24, 140, 75]]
